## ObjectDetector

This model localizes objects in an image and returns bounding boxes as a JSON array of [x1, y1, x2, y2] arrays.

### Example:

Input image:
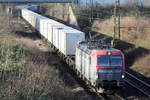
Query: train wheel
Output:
[[82, 76, 85, 80], [96, 87, 104, 93], [92, 82, 96, 87], [79, 74, 82, 78], [76, 71, 79, 75], [104, 89, 114, 95], [85, 81, 89, 85], [89, 82, 92, 86]]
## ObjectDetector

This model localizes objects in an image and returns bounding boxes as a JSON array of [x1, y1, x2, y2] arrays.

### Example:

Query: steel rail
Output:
[[125, 72, 150, 97], [126, 72, 150, 87]]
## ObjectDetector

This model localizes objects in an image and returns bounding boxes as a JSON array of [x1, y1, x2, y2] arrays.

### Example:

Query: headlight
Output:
[[122, 74, 125, 78]]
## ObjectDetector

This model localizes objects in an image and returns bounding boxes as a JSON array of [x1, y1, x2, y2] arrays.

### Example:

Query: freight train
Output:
[[21, 5, 125, 92]]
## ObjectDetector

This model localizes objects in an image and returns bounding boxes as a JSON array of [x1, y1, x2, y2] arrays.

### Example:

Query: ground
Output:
[[0, 15, 97, 100]]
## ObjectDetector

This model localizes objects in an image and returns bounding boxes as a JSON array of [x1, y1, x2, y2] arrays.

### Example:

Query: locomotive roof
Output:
[[78, 40, 120, 54]]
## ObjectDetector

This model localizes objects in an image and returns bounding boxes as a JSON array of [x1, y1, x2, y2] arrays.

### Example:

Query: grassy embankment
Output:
[[0, 13, 93, 100]]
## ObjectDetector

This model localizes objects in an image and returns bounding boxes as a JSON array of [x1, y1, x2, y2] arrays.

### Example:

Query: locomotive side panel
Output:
[[75, 47, 97, 85], [76, 47, 83, 76], [89, 54, 97, 85], [84, 53, 91, 81], [81, 50, 84, 75]]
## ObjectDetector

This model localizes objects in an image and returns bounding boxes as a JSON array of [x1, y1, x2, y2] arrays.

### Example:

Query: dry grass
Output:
[[0, 41, 94, 100], [93, 16, 150, 49], [131, 54, 150, 78]]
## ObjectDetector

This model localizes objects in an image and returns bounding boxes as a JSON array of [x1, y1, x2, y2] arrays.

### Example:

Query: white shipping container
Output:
[[39, 19, 64, 39], [59, 29, 85, 55], [47, 21, 64, 43], [39, 18, 49, 38], [22, 9, 37, 27], [52, 26, 72, 49], [34, 15, 44, 31], [27, 5, 38, 11]]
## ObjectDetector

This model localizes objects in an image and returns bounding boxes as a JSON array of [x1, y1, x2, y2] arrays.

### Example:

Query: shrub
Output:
[[0, 43, 30, 80]]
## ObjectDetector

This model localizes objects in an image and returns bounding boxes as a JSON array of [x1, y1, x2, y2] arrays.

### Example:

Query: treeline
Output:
[[74, 2, 150, 19], [72, 1, 150, 29]]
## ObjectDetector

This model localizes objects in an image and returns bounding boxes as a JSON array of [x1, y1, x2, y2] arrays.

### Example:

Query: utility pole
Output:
[[87, 0, 93, 40], [90, 0, 93, 25], [136, 0, 143, 17], [113, 0, 120, 46]]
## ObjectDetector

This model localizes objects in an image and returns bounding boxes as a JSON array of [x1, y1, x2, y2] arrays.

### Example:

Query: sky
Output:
[[78, 0, 125, 5], [2, 0, 150, 6], [79, 0, 149, 6]]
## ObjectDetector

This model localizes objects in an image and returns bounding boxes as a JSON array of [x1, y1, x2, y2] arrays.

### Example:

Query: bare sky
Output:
[[82, 0, 150, 6]]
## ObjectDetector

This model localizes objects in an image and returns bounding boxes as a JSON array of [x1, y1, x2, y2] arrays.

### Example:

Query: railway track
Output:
[[77, 81, 125, 100], [125, 72, 150, 98]]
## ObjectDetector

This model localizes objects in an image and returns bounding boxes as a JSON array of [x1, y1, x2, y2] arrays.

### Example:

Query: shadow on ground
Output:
[[15, 31, 41, 40]]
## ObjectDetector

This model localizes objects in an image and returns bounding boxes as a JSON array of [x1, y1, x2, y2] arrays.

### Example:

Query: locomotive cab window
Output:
[[97, 56, 109, 66], [97, 55, 122, 67], [111, 56, 122, 67]]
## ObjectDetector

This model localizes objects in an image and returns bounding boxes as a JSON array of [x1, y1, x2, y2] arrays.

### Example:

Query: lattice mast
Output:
[[90, 0, 94, 25], [113, 0, 120, 46]]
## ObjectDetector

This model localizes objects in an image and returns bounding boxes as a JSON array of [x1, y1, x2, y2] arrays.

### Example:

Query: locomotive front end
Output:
[[76, 40, 125, 90], [92, 50, 125, 88]]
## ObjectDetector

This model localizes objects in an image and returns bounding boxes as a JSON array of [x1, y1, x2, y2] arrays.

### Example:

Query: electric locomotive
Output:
[[75, 40, 125, 89]]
